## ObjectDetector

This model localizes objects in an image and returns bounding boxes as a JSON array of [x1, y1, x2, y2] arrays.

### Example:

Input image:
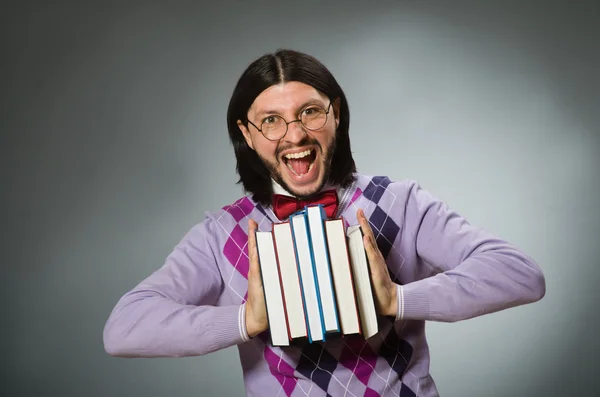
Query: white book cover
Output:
[[306, 205, 340, 333], [255, 231, 290, 346], [346, 225, 378, 339], [272, 222, 307, 340], [325, 218, 361, 335]]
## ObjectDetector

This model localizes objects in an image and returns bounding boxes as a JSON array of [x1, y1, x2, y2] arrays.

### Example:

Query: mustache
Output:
[[275, 136, 322, 160]]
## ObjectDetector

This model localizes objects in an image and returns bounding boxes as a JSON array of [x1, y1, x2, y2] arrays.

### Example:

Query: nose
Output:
[[283, 120, 306, 144]]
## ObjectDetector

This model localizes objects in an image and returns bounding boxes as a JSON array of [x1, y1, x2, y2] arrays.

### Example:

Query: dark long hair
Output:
[[226, 49, 356, 206]]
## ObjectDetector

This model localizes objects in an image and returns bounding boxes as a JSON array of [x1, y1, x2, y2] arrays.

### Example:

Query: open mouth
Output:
[[282, 149, 317, 178]]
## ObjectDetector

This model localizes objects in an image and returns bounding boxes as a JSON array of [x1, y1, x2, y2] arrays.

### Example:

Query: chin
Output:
[[286, 182, 324, 199]]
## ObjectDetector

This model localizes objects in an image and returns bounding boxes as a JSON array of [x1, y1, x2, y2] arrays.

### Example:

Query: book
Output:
[[346, 225, 379, 339], [255, 231, 290, 346], [290, 210, 325, 343], [305, 205, 340, 334], [324, 218, 361, 335], [272, 222, 308, 340], [254, 209, 381, 344]]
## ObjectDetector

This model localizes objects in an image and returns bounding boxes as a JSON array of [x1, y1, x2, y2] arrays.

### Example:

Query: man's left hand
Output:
[[357, 209, 398, 318]]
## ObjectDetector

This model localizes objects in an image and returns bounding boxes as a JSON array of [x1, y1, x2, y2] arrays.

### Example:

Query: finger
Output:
[[247, 219, 260, 278], [367, 233, 393, 277], [247, 219, 258, 253], [356, 210, 380, 260], [363, 234, 384, 279], [357, 209, 376, 242]]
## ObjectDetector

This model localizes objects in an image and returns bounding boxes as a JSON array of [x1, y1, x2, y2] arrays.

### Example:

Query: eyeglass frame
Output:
[[245, 101, 333, 142]]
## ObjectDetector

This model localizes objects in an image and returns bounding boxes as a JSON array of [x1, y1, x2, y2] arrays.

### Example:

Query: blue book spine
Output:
[[289, 210, 324, 343], [304, 207, 327, 341], [317, 205, 340, 333]]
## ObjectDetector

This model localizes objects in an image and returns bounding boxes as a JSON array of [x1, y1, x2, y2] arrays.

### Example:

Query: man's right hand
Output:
[[245, 219, 268, 338]]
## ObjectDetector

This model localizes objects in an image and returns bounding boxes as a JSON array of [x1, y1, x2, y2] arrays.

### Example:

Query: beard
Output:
[[258, 135, 337, 201]]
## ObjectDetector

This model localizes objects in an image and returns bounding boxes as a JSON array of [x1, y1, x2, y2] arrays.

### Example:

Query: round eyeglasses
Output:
[[247, 102, 333, 141]]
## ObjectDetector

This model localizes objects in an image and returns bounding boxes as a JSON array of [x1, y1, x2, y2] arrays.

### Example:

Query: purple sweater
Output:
[[103, 174, 545, 396]]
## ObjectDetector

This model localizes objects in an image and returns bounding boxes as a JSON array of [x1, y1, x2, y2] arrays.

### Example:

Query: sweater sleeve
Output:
[[397, 181, 546, 322], [103, 217, 251, 358]]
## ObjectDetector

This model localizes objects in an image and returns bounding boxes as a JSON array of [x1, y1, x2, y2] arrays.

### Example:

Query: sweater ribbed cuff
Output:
[[207, 304, 250, 349], [398, 281, 430, 320]]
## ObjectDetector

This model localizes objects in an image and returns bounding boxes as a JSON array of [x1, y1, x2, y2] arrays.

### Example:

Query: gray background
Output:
[[3, 1, 599, 396]]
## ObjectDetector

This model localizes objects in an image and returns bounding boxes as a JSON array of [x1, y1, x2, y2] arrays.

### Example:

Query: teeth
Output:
[[284, 149, 312, 159]]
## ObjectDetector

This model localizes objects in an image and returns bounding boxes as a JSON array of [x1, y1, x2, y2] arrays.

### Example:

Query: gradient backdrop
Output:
[[3, 1, 599, 396]]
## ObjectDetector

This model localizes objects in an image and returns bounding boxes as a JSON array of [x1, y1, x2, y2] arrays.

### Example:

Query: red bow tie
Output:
[[272, 190, 339, 220]]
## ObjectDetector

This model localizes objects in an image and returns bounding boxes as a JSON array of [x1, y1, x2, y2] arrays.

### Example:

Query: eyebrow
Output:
[[254, 100, 326, 119]]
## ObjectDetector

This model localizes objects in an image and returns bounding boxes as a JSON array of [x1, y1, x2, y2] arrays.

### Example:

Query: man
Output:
[[103, 49, 546, 396]]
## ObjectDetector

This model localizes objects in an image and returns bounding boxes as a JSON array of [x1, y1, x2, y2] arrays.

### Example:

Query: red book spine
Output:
[[287, 222, 309, 337], [271, 225, 292, 341]]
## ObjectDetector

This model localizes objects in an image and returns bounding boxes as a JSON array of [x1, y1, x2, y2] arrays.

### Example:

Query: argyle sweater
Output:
[[103, 174, 545, 396]]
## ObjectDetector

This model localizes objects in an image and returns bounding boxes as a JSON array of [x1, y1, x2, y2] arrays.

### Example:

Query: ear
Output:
[[237, 120, 255, 150], [333, 97, 341, 126]]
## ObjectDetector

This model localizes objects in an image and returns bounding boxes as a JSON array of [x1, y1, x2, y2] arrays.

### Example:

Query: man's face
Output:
[[238, 82, 339, 199]]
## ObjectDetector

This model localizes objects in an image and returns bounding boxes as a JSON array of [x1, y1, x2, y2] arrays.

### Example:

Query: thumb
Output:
[[247, 219, 260, 278]]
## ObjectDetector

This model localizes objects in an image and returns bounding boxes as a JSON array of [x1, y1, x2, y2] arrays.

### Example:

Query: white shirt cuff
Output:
[[395, 284, 404, 321], [239, 303, 251, 342]]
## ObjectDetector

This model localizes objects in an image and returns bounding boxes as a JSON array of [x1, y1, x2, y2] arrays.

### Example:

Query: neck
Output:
[[271, 179, 343, 202]]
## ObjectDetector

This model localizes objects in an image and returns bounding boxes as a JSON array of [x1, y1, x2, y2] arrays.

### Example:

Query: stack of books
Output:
[[255, 204, 378, 347]]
